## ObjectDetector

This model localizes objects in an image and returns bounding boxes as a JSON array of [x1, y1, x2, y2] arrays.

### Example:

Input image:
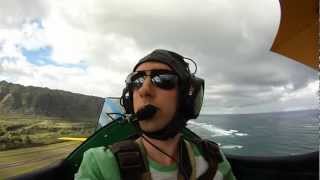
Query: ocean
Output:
[[186, 109, 318, 156]]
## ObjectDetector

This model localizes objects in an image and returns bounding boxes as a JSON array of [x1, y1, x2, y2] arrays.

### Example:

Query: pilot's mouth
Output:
[[135, 104, 159, 121]]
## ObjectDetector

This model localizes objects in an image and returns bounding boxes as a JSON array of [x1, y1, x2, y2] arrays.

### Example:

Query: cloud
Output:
[[0, 0, 317, 114], [0, 0, 49, 29], [0, 54, 125, 97]]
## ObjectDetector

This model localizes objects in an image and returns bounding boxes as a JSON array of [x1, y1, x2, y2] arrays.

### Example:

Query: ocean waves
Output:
[[186, 110, 317, 155], [187, 120, 248, 137], [187, 120, 247, 150]]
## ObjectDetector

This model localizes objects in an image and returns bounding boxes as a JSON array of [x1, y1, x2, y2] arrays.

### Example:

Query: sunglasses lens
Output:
[[126, 70, 178, 90], [131, 74, 144, 89], [153, 74, 177, 89], [126, 72, 142, 89]]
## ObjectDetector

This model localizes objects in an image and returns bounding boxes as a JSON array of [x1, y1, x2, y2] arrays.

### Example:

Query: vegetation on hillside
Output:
[[0, 80, 104, 121], [0, 81, 106, 150], [0, 114, 95, 150]]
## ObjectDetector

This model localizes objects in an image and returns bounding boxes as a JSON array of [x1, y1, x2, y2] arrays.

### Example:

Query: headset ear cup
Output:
[[121, 87, 133, 114], [184, 95, 194, 119], [127, 93, 133, 114], [192, 80, 204, 117], [123, 95, 130, 113], [183, 76, 204, 119]]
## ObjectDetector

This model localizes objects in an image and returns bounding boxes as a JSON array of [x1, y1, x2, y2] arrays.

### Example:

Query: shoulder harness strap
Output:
[[110, 139, 149, 180], [110, 137, 221, 180], [185, 141, 197, 180], [189, 138, 223, 180]]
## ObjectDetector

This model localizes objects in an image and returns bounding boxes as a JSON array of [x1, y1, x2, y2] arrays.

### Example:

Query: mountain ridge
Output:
[[0, 81, 104, 121]]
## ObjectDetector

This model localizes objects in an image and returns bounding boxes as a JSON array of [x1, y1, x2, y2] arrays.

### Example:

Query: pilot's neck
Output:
[[142, 133, 181, 165]]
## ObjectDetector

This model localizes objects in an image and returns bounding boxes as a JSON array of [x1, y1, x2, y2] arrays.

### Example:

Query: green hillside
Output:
[[0, 81, 104, 121]]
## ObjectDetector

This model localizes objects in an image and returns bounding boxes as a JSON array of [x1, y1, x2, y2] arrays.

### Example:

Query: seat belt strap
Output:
[[197, 140, 222, 180], [111, 137, 220, 180], [135, 138, 153, 180], [185, 141, 197, 180], [110, 140, 148, 180]]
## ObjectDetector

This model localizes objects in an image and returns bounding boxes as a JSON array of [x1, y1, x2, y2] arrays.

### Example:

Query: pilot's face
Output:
[[133, 62, 178, 132]]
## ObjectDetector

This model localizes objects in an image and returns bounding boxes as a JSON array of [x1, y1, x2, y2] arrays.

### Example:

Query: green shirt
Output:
[[75, 142, 236, 180]]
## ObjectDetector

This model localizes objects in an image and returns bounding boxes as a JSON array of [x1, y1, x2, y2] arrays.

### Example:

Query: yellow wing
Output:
[[58, 137, 87, 142]]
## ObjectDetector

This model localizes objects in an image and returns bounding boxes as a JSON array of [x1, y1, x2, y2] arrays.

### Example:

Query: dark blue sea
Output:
[[186, 109, 318, 156]]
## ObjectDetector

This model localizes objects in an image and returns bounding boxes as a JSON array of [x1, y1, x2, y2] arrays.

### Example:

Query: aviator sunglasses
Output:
[[126, 69, 178, 90]]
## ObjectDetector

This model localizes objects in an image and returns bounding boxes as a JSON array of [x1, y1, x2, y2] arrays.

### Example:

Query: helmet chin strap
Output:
[[139, 112, 187, 140]]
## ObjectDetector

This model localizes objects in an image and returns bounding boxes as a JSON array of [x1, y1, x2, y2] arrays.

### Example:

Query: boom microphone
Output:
[[134, 104, 158, 121]]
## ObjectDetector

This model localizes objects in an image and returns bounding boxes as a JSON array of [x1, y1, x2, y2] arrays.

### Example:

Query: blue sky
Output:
[[22, 46, 88, 69], [22, 46, 52, 65]]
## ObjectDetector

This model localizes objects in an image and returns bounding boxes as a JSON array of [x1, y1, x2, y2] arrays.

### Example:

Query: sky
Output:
[[0, 0, 317, 114]]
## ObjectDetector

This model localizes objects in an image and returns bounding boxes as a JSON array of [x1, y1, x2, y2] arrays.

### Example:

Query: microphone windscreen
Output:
[[136, 104, 158, 121]]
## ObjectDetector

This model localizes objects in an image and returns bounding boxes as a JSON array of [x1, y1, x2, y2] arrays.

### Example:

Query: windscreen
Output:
[[96, 97, 125, 130]]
